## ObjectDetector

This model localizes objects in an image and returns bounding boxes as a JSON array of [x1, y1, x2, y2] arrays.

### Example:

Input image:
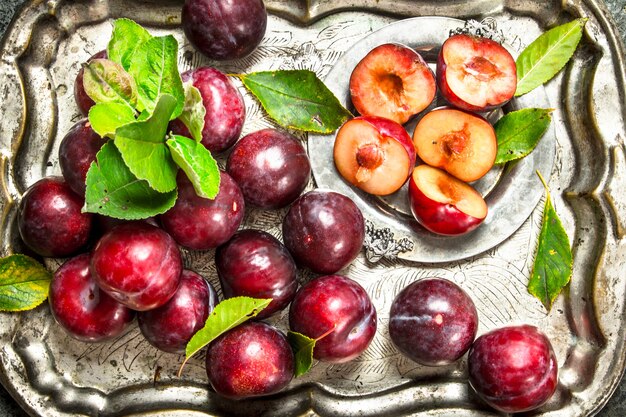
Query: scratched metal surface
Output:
[[0, 0, 624, 416]]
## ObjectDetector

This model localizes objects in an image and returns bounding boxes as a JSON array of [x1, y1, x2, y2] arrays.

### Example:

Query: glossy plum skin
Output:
[[206, 322, 294, 399], [408, 171, 485, 236], [282, 191, 365, 274], [49, 254, 135, 342], [468, 325, 559, 413], [216, 230, 297, 319], [289, 275, 377, 363], [74, 50, 107, 116], [227, 128, 311, 209], [18, 176, 92, 257], [182, 0, 267, 61], [91, 222, 182, 311], [170, 67, 245, 153], [138, 270, 217, 353], [59, 119, 108, 196], [160, 171, 245, 250], [389, 278, 478, 366]]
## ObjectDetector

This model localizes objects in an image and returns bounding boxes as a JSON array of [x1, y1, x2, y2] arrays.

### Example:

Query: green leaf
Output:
[[107, 18, 152, 71], [84, 141, 177, 220], [166, 135, 220, 199], [528, 172, 573, 311], [178, 83, 206, 142], [287, 331, 316, 377], [516, 19, 587, 96], [129, 35, 184, 118], [495, 108, 552, 164], [179, 297, 272, 375], [115, 94, 179, 193], [83, 59, 137, 109], [0, 255, 51, 312], [88, 102, 136, 138], [237, 70, 352, 133]]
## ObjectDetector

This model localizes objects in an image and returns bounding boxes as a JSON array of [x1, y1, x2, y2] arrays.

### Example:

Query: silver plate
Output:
[[309, 16, 556, 263], [0, 1, 625, 416]]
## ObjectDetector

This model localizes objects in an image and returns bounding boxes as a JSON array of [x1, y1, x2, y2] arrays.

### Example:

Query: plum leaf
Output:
[[114, 94, 179, 193], [0, 255, 51, 312], [287, 331, 316, 377], [83, 59, 137, 109], [516, 19, 587, 96], [166, 135, 220, 199], [179, 297, 272, 376], [494, 108, 552, 164], [237, 70, 352, 133], [528, 172, 573, 311], [84, 141, 177, 220], [107, 18, 153, 71], [178, 83, 206, 143], [129, 35, 184, 118], [88, 102, 136, 138]]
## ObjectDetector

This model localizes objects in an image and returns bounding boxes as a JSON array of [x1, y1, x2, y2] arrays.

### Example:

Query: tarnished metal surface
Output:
[[0, 0, 624, 416]]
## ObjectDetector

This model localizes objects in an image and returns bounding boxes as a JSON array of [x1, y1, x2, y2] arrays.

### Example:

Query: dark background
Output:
[[0, 0, 624, 415]]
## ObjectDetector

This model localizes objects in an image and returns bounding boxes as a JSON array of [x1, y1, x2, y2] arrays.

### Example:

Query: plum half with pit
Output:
[[289, 274, 377, 363], [468, 325, 559, 413], [333, 116, 415, 196], [226, 128, 311, 209], [49, 253, 135, 342], [138, 270, 217, 353], [160, 171, 245, 250], [408, 165, 487, 236], [215, 229, 297, 319], [437, 34, 517, 112], [282, 190, 365, 274], [389, 277, 478, 366], [412, 107, 497, 183], [170, 67, 245, 154], [18, 176, 93, 257], [91, 222, 182, 311], [350, 43, 436, 124], [206, 322, 294, 399], [182, 0, 267, 61], [59, 119, 107, 196]]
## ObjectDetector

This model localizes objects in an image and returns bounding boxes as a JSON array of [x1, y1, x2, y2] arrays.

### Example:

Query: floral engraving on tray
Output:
[[449, 17, 506, 43], [363, 220, 414, 263]]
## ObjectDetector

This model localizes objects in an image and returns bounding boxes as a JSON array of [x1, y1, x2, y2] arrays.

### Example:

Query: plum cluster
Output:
[[334, 35, 518, 235], [389, 277, 558, 413], [16, 29, 379, 398]]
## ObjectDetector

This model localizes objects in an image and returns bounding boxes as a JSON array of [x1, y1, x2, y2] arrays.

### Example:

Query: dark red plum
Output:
[[138, 270, 217, 353], [182, 0, 267, 60], [389, 278, 478, 366], [18, 176, 92, 257], [91, 222, 182, 311], [206, 322, 294, 399], [74, 50, 107, 116], [160, 171, 245, 250], [227, 129, 311, 209], [282, 190, 364, 274], [170, 67, 245, 153], [49, 254, 135, 342], [468, 325, 559, 413], [216, 230, 297, 319], [289, 274, 377, 363], [59, 119, 108, 196]]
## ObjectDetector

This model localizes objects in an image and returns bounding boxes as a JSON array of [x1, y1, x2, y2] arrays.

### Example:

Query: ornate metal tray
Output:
[[0, 0, 624, 416]]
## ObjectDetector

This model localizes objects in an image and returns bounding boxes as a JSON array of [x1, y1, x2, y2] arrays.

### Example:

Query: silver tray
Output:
[[0, 0, 625, 416]]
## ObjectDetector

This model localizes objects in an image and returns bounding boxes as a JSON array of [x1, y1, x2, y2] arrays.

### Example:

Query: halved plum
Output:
[[437, 34, 516, 112], [409, 165, 487, 236], [350, 43, 436, 124], [412, 107, 496, 182], [334, 116, 416, 196]]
